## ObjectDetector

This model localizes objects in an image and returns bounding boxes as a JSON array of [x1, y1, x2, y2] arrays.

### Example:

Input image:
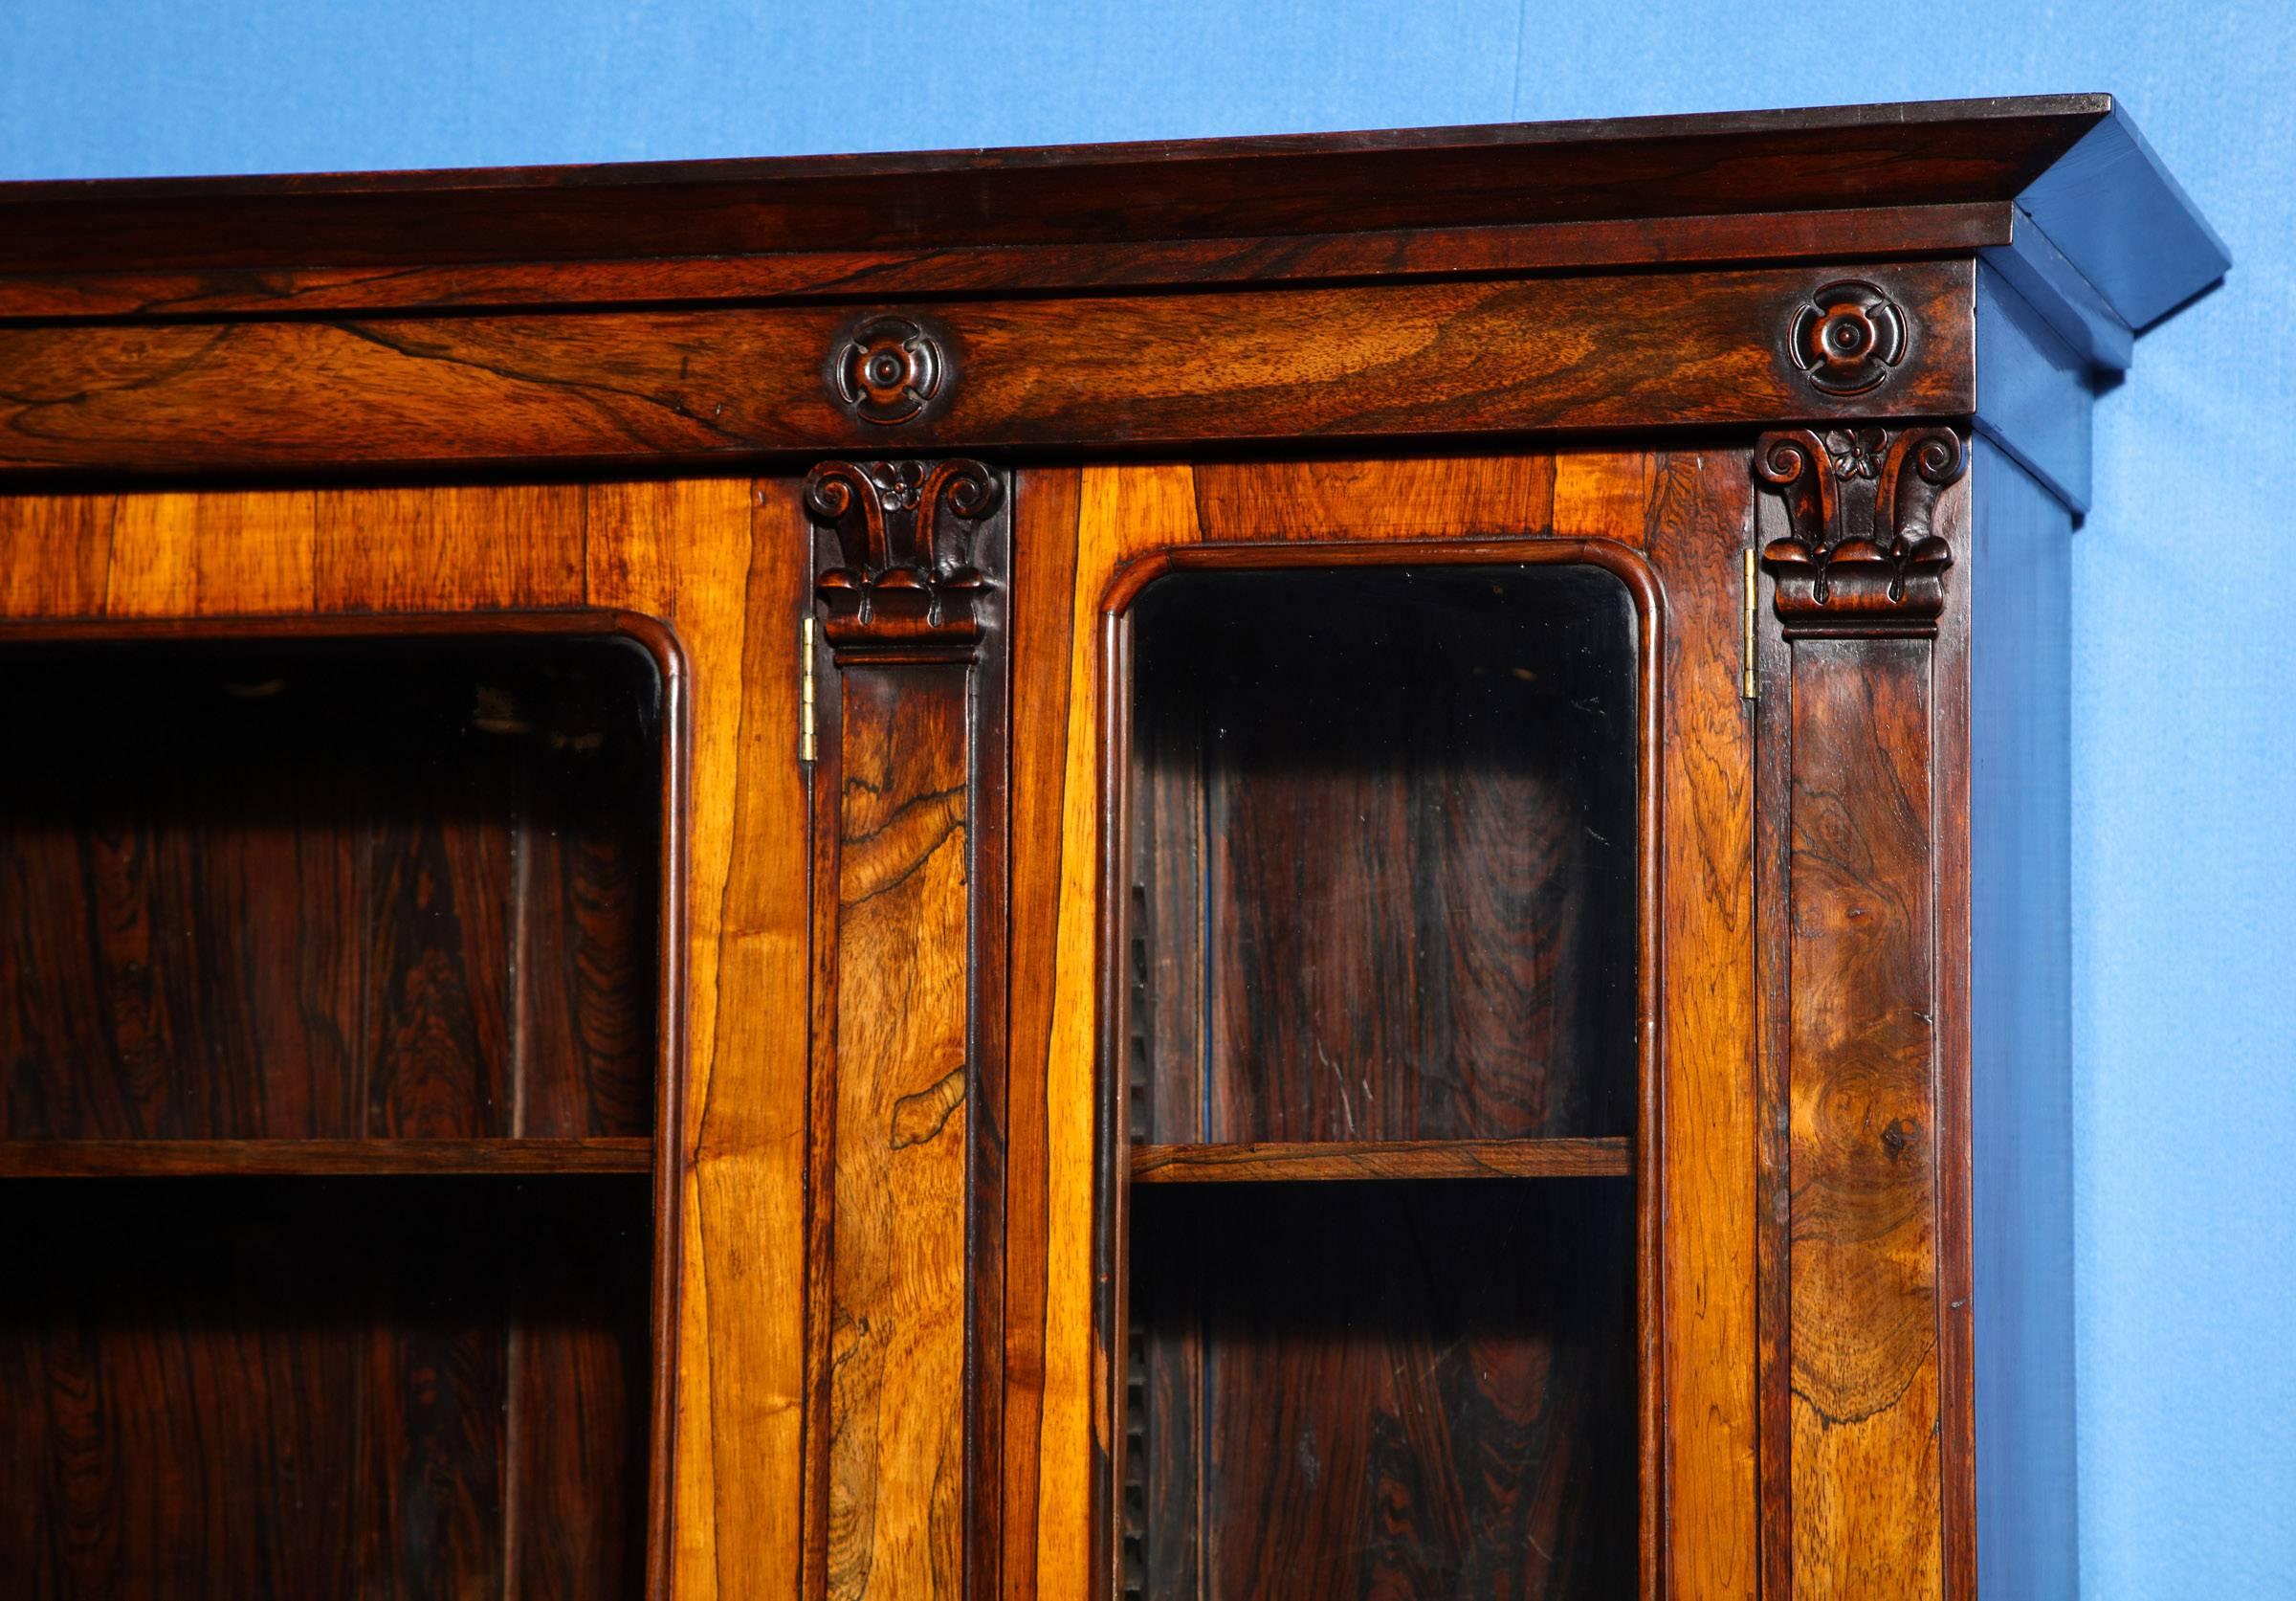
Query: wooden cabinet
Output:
[[0, 96, 2224, 1599]]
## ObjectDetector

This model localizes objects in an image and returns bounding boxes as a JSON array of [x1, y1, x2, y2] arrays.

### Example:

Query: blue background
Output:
[[6, 2, 2292, 1591]]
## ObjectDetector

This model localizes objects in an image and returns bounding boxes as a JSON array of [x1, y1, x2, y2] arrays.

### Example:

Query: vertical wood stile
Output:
[[1754, 426, 1969, 1599], [802, 460, 1011, 1601]]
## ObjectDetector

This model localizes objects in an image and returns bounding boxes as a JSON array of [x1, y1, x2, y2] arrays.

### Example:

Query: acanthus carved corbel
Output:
[[1754, 424, 1967, 636], [804, 457, 1006, 658]]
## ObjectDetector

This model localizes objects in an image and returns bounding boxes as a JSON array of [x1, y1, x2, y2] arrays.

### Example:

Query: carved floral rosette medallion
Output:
[[1755, 425, 1966, 635], [1787, 280, 1909, 396], [827, 313, 954, 426], [805, 457, 1005, 657]]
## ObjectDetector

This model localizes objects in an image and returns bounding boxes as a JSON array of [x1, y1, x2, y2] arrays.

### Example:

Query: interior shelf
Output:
[[0, 1136, 653, 1178], [1130, 1135, 1629, 1184]]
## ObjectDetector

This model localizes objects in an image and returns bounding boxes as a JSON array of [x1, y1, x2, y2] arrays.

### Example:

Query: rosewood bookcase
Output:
[[0, 95, 2223, 1599]]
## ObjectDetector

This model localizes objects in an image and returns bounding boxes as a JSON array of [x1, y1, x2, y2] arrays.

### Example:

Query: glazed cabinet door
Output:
[[0, 479, 818, 1601], [982, 453, 1764, 1601]]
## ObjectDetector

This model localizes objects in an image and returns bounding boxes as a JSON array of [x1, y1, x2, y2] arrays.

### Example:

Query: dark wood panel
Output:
[[0, 206, 2009, 322], [815, 662, 975, 1600], [0, 1137, 651, 1176], [800, 456, 1007, 1600], [997, 465, 1085, 1601], [1779, 638, 1944, 1594], [0, 99, 2104, 293], [1127, 565, 1639, 1145], [363, 791, 516, 1140], [507, 1212, 656, 1599], [0, 264, 1974, 477], [1131, 1137, 1630, 1183], [1130, 1179, 1637, 1599], [356, 1261, 508, 1590], [514, 675, 664, 1140], [0, 1174, 650, 1601], [580, 478, 805, 1601], [1642, 449, 1760, 1599], [0, 634, 659, 1145]]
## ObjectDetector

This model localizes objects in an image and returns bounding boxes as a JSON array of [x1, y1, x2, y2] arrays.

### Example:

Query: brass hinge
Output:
[[1742, 546, 1759, 701], [799, 613, 818, 764]]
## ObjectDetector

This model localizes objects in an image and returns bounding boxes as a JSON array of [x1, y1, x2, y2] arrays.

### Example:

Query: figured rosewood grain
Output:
[[518, 773, 660, 1139], [1129, 1136, 1630, 1183], [582, 477, 812, 1601], [1778, 640, 1945, 1596], [1931, 460, 1980, 1601], [511, 1276, 653, 1599], [815, 663, 973, 1601], [100, 491, 318, 616], [0, 206, 2010, 322], [0, 264, 1974, 478], [0, 1136, 651, 1177], [0, 495, 115, 612], [1126, 565, 1639, 1145], [0, 1175, 650, 1601], [0, 635, 659, 1145], [1643, 451, 1760, 1600], [0, 488, 724, 1599], [998, 466, 1087, 1601], [0, 97, 2108, 318], [1130, 1180, 1638, 1599], [800, 456, 1007, 1600], [1010, 458, 1725, 1601]]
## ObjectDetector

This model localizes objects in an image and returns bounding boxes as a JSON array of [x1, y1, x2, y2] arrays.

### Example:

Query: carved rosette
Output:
[[1755, 425, 1966, 634], [806, 457, 1004, 656], [1788, 280, 1909, 396], [827, 313, 952, 425]]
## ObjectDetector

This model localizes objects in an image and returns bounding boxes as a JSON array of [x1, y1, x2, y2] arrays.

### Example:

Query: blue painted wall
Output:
[[8, 2, 2292, 1591]]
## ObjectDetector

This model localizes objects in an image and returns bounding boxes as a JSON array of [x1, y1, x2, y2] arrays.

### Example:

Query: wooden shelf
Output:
[[1129, 1136, 1630, 1185], [0, 1137, 654, 1179]]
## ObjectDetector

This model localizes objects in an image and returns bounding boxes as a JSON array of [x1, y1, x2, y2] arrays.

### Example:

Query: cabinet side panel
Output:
[[1783, 638, 1944, 1596], [1967, 441, 2076, 1600]]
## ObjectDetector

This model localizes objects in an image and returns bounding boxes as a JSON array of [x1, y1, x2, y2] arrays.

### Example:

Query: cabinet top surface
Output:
[[7, 93, 2115, 210], [0, 94, 2222, 331]]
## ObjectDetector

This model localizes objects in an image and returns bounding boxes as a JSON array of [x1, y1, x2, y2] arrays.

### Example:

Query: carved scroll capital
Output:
[[806, 457, 1005, 658], [1755, 425, 1965, 635]]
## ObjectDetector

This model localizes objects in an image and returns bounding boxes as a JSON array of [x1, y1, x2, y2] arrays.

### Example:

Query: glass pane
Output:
[[1126, 564, 1639, 1145], [0, 633, 663, 1142], [1126, 1178, 1636, 1598]]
